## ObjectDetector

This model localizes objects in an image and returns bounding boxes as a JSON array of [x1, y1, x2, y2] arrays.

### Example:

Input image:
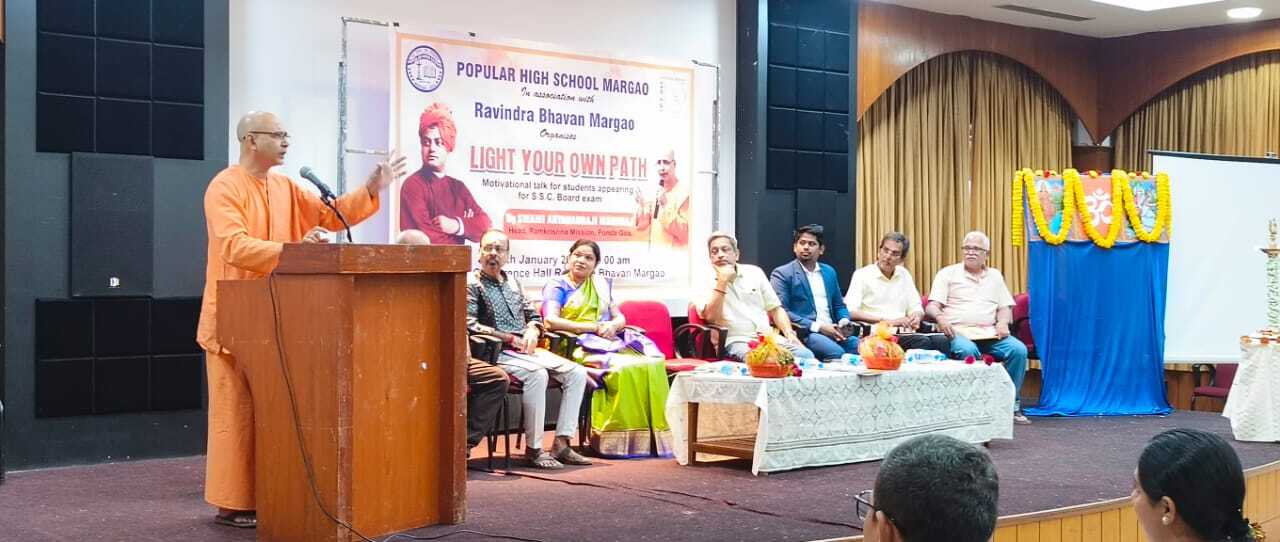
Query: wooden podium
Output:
[[218, 243, 471, 541]]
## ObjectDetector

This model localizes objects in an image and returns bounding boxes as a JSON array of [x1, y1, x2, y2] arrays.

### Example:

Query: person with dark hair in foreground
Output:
[[1133, 428, 1261, 541], [856, 434, 999, 542]]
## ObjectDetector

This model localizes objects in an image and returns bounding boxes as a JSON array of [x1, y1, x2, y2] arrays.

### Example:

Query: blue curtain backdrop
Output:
[[1026, 240, 1172, 416]]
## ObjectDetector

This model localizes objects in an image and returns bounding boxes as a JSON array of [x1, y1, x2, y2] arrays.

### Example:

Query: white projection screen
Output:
[[1156, 151, 1280, 362]]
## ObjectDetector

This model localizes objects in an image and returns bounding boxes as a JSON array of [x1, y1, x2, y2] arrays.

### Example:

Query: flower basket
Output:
[[859, 322, 905, 371], [744, 332, 798, 378], [747, 362, 793, 378]]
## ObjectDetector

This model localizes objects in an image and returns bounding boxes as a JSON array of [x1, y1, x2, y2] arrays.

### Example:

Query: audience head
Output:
[[395, 229, 432, 245], [707, 231, 739, 267], [235, 111, 289, 168], [961, 230, 991, 270], [419, 102, 458, 174], [877, 232, 909, 274], [861, 434, 999, 542], [792, 224, 826, 265], [1134, 428, 1253, 542], [566, 239, 601, 281], [478, 229, 510, 278]]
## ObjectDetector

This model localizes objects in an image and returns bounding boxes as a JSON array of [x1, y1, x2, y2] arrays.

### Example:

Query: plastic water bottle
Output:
[[718, 364, 734, 376]]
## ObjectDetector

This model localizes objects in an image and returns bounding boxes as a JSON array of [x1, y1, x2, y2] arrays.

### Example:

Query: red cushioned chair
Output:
[[1190, 363, 1238, 411], [683, 303, 730, 360], [1010, 293, 1037, 359], [617, 299, 708, 375]]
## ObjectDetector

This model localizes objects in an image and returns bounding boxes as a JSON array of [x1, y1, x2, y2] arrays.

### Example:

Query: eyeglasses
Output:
[[853, 489, 879, 527], [961, 245, 988, 254], [248, 130, 290, 140]]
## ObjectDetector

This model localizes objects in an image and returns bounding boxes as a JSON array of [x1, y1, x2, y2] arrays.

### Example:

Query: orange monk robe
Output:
[[197, 164, 379, 511]]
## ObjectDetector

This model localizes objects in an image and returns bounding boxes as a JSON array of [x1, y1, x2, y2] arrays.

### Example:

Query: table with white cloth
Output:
[[1224, 340, 1280, 442], [666, 362, 1016, 475]]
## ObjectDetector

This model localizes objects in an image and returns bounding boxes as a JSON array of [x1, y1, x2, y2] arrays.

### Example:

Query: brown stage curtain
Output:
[[856, 53, 971, 296], [970, 53, 1072, 295], [1114, 51, 1280, 172], [856, 52, 1071, 295]]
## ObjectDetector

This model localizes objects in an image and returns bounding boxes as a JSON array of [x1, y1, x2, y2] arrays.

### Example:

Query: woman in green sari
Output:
[[542, 240, 673, 458]]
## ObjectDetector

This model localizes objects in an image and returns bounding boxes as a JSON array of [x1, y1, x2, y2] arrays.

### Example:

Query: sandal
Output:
[[525, 450, 564, 470], [554, 446, 594, 466], [214, 511, 257, 528]]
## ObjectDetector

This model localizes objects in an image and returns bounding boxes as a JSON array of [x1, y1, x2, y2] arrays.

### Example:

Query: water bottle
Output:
[[718, 363, 734, 376]]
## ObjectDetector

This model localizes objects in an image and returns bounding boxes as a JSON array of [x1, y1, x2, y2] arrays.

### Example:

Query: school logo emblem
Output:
[[406, 45, 444, 92]]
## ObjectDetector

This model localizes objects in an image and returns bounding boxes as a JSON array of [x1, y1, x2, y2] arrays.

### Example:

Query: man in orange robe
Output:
[[634, 149, 690, 247], [198, 111, 406, 528]]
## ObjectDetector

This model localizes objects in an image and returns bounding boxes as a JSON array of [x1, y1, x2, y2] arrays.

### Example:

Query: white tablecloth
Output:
[[1224, 343, 1280, 442], [666, 362, 1015, 474]]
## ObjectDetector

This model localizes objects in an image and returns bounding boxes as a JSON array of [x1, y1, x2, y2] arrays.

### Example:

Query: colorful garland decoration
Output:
[[1117, 170, 1173, 242], [1069, 168, 1124, 249], [1016, 168, 1074, 246], [1011, 168, 1171, 248]]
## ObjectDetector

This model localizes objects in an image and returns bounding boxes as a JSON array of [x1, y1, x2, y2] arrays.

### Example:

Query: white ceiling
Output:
[[868, 0, 1280, 38]]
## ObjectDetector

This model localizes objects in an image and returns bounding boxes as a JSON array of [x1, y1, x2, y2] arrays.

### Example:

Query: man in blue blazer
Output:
[[770, 224, 859, 360]]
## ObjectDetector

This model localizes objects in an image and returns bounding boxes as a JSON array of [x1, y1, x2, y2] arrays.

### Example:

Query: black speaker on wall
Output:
[[70, 153, 154, 297]]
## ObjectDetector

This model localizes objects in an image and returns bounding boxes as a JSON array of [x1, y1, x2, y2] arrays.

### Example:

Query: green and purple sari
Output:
[[543, 275, 672, 458]]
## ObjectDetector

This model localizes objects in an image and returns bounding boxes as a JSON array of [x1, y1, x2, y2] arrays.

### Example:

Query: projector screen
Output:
[[1157, 151, 1280, 362]]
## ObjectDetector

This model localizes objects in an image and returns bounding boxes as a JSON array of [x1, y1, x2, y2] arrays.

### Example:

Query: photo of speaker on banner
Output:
[[633, 148, 690, 250]]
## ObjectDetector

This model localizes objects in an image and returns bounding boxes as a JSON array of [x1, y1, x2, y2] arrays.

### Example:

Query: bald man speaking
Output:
[[197, 111, 406, 528]]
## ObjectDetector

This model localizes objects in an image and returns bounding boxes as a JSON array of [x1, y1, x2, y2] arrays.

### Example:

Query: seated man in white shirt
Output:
[[700, 231, 817, 362], [926, 230, 1030, 424], [845, 232, 950, 352]]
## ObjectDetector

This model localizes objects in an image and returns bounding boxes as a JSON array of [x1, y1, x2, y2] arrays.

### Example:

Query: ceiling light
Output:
[[1227, 7, 1263, 19], [1090, 0, 1223, 11]]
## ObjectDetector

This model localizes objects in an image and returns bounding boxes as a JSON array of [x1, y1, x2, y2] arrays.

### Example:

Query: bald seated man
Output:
[[397, 228, 509, 453], [198, 111, 407, 528], [395, 228, 432, 245]]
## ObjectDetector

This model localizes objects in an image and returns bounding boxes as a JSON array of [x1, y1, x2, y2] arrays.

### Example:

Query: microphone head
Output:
[[299, 166, 313, 179]]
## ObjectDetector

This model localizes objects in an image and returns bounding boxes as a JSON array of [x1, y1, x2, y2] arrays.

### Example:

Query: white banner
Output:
[[392, 32, 695, 293]]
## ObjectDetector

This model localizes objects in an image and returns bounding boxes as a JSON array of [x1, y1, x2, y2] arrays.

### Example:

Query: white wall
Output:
[[227, 0, 737, 256]]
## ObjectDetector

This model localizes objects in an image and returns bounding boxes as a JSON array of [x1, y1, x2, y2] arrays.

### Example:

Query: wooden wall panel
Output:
[[858, 2, 1280, 143], [1095, 19, 1280, 138], [857, 1, 1100, 137], [1071, 146, 1114, 174]]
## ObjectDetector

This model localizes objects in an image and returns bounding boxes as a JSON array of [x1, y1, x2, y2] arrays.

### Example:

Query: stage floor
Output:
[[2, 410, 1277, 542]]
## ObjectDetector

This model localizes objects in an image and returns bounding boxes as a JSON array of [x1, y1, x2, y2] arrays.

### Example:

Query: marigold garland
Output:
[[1019, 168, 1075, 245], [1011, 168, 1172, 248], [1011, 169, 1027, 246], [1118, 170, 1172, 242], [1070, 168, 1125, 248]]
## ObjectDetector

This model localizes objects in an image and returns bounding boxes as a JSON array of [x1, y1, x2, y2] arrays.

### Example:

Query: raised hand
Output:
[[366, 150, 408, 195]]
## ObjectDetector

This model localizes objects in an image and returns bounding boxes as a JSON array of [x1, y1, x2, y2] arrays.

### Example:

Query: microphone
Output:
[[298, 166, 352, 242], [299, 166, 336, 202], [652, 178, 664, 219]]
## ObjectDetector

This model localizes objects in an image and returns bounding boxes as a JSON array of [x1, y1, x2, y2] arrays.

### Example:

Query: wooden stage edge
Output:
[[818, 458, 1280, 542]]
